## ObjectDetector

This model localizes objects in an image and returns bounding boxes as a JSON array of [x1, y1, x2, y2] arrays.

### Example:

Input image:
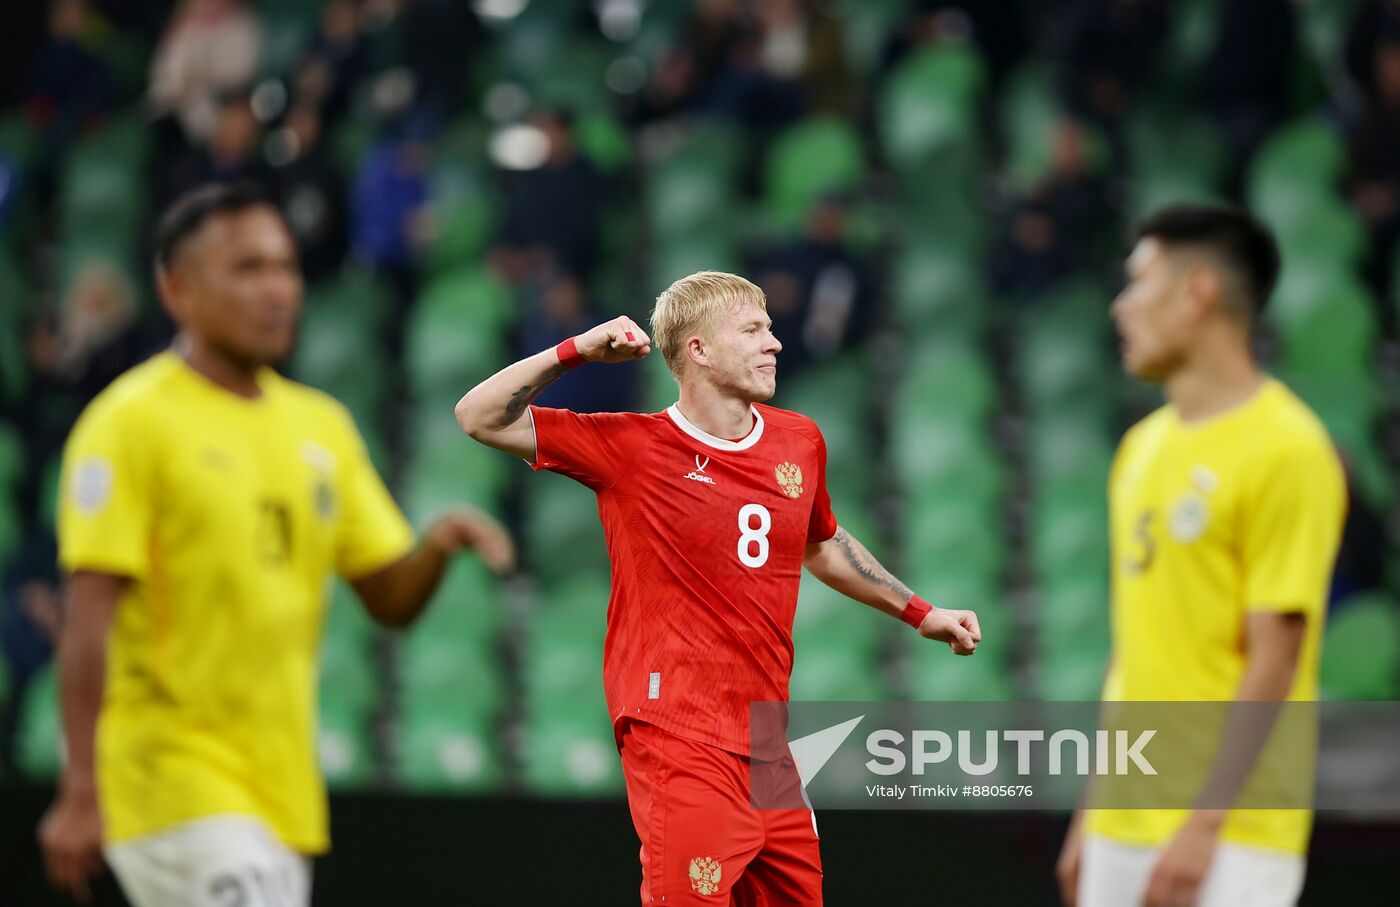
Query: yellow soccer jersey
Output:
[[58, 351, 414, 853], [1086, 379, 1346, 855]]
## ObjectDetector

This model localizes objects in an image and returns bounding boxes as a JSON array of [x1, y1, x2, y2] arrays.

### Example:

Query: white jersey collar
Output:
[[666, 404, 765, 451]]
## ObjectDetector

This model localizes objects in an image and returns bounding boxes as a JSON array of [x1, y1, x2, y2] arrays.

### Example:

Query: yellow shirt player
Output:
[[1058, 206, 1346, 907], [38, 183, 515, 907]]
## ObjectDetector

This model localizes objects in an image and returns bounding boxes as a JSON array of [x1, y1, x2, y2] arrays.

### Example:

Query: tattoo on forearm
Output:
[[833, 527, 914, 600], [498, 363, 569, 426]]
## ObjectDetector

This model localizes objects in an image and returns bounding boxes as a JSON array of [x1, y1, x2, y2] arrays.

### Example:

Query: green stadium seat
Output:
[[793, 574, 886, 653], [395, 706, 502, 792], [1260, 194, 1368, 272], [318, 699, 375, 789], [647, 127, 745, 241], [764, 117, 866, 230], [904, 496, 1006, 580], [537, 570, 611, 645], [523, 475, 609, 581], [400, 440, 509, 526], [323, 578, 375, 647], [1320, 593, 1400, 701], [1269, 265, 1378, 370], [399, 637, 505, 721], [1035, 646, 1110, 701], [319, 635, 379, 716], [405, 267, 514, 396], [892, 415, 1005, 500], [522, 631, 603, 721], [521, 703, 624, 796], [1128, 110, 1226, 198], [407, 558, 503, 640], [999, 62, 1066, 190], [789, 643, 886, 701], [903, 632, 1014, 701], [879, 45, 986, 173], [1246, 117, 1346, 206], [897, 340, 998, 422], [1030, 491, 1109, 582], [17, 667, 61, 780], [891, 244, 987, 332]]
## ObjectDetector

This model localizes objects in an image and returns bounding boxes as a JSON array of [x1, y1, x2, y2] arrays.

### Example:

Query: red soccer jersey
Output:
[[529, 401, 839, 756]]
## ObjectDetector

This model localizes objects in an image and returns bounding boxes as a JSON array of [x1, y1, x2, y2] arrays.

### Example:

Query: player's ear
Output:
[[1186, 264, 1221, 320], [155, 260, 192, 326], [686, 334, 709, 370]]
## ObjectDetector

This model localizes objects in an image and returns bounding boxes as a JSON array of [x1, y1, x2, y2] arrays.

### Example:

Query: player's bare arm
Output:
[[803, 526, 981, 655], [39, 571, 126, 904], [352, 506, 516, 628], [455, 315, 651, 460], [1142, 612, 1306, 907]]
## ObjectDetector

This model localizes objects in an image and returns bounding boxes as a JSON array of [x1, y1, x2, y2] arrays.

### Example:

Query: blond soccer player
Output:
[[1056, 206, 1347, 907], [38, 183, 514, 907]]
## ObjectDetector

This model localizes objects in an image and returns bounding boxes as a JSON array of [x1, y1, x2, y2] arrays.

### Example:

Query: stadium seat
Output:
[[764, 117, 866, 230], [879, 45, 986, 173], [319, 635, 379, 717], [789, 643, 887, 700], [400, 440, 510, 526], [323, 578, 375, 647], [523, 475, 609, 581], [793, 574, 886, 653], [394, 706, 502, 792], [903, 632, 1014, 701], [1260, 193, 1369, 272], [399, 637, 506, 721], [318, 699, 375, 789], [904, 495, 1006, 580], [892, 415, 1005, 501], [521, 704, 624, 796], [897, 339, 998, 422], [405, 558, 503, 641], [891, 244, 988, 332], [1246, 117, 1346, 208], [17, 667, 61, 780], [1320, 593, 1400, 701], [1269, 265, 1378, 370], [404, 267, 514, 396], [537, 570, 611, 645]]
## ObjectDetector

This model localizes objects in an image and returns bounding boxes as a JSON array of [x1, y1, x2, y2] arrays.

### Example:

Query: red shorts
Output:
[[619, 720, 823, 906]]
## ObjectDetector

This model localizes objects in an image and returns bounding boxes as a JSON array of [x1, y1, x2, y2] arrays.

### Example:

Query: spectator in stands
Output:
[[491, 110, 605, 283], [290, 0, 369, 124], [750, 195, 873, 379], [879, 1, 1030, 90], [25, 0, 116, 164], [1202, 0, 1297, 192], [755, 0, 854, 116], [349, 114, 432, 308], [990, 119, 1111, 299], [1049, 0, 1168, 142], [1346, 0, 1400, 100], [158, 89, 267, 212], [518, 272, 638, 413], [147, 0, 262, 145], [1349, 36, 1400, 315], [267, 105, 348, 282]]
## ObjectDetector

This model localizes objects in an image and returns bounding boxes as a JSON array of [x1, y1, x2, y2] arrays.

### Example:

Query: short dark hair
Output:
[[153, 182, 281, 268], [1134, 205, 1281, 315]]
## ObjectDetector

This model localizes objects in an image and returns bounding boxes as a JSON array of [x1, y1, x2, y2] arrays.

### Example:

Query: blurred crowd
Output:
[[3, 0, 1400, 770]]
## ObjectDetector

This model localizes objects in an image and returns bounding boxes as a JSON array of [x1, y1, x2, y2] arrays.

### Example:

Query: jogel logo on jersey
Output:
[[689, 856, 722, 896], [775, 462, 804, 499], [1169, 490, 1209, 542]]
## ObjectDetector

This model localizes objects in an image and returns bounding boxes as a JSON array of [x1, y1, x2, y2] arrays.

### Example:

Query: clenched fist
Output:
[[574, 316, 652, 363]]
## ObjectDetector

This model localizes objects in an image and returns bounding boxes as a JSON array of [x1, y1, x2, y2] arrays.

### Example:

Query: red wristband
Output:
[[900, 595, 933, 629], [555, 336, 586, 369]]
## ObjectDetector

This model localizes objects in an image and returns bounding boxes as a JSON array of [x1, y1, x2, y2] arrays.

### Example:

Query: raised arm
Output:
[[454, 315, 651, 460], [803, 525, 981, 654]]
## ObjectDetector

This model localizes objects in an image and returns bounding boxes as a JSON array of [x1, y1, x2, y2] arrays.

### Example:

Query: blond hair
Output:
[[650, 271, 767, 379]]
